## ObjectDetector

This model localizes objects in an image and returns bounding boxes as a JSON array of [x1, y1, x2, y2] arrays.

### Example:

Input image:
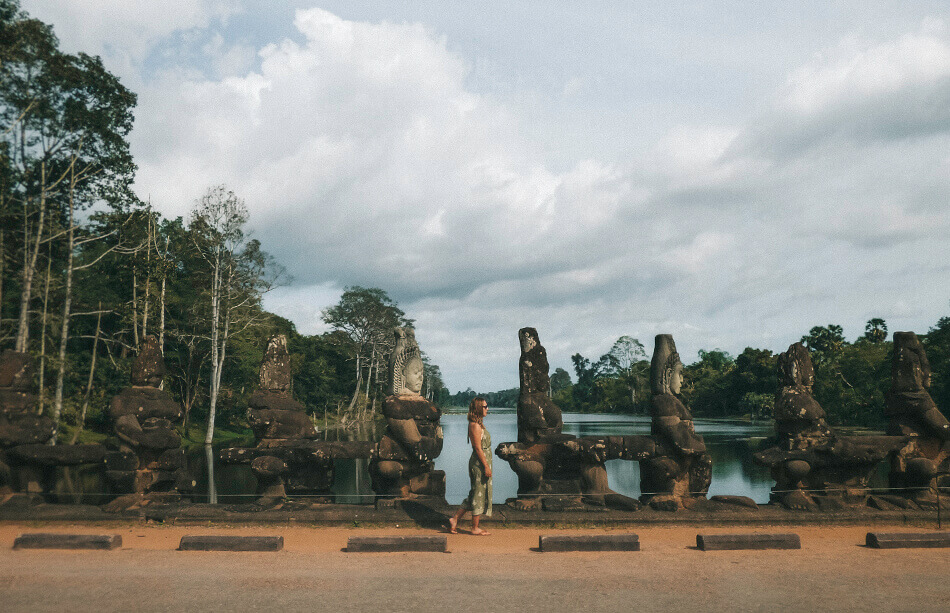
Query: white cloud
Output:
[[21, 5, 950, 390]]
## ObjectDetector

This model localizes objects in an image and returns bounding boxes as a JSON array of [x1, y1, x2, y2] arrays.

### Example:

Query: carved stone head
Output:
[[650, 334, 683, 395], [777, 342, 814, 388], [891, 331, 931, 392], [131, 336, 166, 387], [518, 327, 550, 395], [259, 334, 293, 393], [389, 327, 424, 396]]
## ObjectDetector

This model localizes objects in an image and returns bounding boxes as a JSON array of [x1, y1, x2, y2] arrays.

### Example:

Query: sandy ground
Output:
[[0, 523, 948, 612]]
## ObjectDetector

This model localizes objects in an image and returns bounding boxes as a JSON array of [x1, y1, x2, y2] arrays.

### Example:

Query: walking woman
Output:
[[448, 397, 492, 535]]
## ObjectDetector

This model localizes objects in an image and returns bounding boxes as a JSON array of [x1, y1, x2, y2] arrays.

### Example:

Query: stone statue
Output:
[[220, 334, 376, 506], [370, 327, 445, 501], [754, 342, 907, 510], [516, 327, 563, 442], [639, 334, 711, 508], [0, 350, 106, 499], [105, 336, 193, 507], [496, 328, 600, 511], [885, 332, 950, 506]]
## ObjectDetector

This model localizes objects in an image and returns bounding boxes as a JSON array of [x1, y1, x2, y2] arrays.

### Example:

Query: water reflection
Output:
[[44, 411, 778, 504], [438, 410, 776, 504]]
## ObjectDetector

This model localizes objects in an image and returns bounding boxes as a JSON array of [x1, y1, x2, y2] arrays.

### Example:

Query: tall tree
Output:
[[190, 186, 279, 444], [0, 1, 136, 352], [322, 286, 412, 415]]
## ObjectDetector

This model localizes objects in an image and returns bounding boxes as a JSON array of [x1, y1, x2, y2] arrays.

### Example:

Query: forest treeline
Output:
[[0, 2, 447, 444], [450, 319, 950, 428]]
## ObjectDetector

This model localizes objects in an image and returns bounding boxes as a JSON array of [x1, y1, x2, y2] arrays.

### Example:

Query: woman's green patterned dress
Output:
[[461, 426, 492, 516]]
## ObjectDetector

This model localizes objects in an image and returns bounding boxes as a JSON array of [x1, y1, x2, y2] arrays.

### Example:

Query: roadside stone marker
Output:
[[346, 535, 447, 552], [866, 532, 950, 549], [13, 533, 122, 550], [539, 534, 640, 552], [178, 535, 283, 551], [697, 533, 801, 551]]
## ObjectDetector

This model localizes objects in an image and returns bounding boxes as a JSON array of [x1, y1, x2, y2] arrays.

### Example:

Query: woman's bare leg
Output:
[[471, 514, 490, 535], [448, 507, 466, 533]]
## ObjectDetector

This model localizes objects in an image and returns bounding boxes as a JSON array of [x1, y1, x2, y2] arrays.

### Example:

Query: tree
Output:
[[321, 286, 412, 417], [1, 1, 136, 353], [190, 186, 279, 445], [550, 367, 571, 394], [801, 325, 845, 361], [864, 318, 888, 343]]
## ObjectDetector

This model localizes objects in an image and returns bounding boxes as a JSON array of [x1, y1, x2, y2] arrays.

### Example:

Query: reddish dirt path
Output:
[[1, 524, 948, 612]]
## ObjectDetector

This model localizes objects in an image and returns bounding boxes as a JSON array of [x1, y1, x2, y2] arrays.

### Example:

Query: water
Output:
[[438, 409, 775, 504], [42, 411, 775, 504]]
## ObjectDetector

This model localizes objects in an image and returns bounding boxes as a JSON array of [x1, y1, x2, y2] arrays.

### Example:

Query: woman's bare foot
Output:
[[447, 517, 458, 534], [471, 528, 490, 536]]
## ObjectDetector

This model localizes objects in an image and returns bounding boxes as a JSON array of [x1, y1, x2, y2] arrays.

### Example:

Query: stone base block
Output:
[[866, 532, 950, 549], [697, 533, 801, 551], [13, 533, 121, 550], [178, 535, 284, 551], [346, 535, 447, 552], [539, 534, 640, 552]]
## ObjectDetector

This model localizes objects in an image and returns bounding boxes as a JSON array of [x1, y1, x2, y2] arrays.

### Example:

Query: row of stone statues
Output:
[[497, 328, 949, 512], [0, 325, 947, 513]]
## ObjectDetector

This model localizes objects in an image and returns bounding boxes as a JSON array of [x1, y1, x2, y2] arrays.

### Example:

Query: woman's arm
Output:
[[469, 422, 492, 478]]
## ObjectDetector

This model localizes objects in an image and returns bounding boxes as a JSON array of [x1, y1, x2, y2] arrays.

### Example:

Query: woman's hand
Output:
[[484, 465, 492, 479]]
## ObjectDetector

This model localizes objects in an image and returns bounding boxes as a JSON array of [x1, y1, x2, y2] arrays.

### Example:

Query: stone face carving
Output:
[[885, 332, 950, 505], [754, 342, 908, 510], [640, 334, 712, 507], [370, 327, 445, 500], [105, 336, 192, 505]]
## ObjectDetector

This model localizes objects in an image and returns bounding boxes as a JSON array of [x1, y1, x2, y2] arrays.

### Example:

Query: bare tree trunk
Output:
[[70, 305, 101, 444], [141, 218, 152, 340], [131, 270, 139, 350], [348, 354, 362, 414], [15, 163, 48, 352], [37, 252, 51, 414], [204, 248, 223, 446], [50, 174, 78, 445]]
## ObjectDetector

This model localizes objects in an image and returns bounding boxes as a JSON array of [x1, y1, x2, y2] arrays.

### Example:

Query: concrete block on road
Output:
[[539, 534, 640, 552], [866, 532, 950, 549], [697, 533, 800, 551], [13, 533, 122, 550], [346, 535, 447, 552], [178, 535, 283, 551]]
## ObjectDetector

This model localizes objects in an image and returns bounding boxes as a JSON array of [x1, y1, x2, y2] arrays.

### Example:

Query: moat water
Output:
[[45, 408, 777, 505]]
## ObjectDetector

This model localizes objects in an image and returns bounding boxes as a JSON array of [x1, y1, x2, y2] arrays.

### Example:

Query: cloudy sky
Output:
[[23, 1, 950, 392]]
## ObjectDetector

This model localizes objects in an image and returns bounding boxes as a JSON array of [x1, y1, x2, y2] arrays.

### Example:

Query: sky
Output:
[[21, 1, 950, 392]]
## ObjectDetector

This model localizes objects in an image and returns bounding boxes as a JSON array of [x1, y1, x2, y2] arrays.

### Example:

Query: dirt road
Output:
[[1, 524, 948, 612]]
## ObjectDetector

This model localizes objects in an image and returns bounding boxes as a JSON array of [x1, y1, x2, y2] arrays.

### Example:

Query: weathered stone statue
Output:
[[370, 328, 445, 501], [495, 328, 590, 510], [220, 334, 375, 505], [754, 342, 907, 510], [885, 332, 950, 506], [105, 336, 193, 507], [0, 350, 107, 499], [639, 334, 712, 508]]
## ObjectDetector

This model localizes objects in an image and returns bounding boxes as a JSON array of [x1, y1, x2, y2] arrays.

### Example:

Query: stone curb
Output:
[[697, 533, 801, 550], [346, 535, 447, 552], [866, 532, 950, 549], [178, 535, 283, 551], [539, 534, 640, 552], [13, 533, 122, 550]]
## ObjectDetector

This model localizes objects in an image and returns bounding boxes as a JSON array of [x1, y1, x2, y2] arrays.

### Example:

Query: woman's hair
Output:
[[466, 397, 487, 442]]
